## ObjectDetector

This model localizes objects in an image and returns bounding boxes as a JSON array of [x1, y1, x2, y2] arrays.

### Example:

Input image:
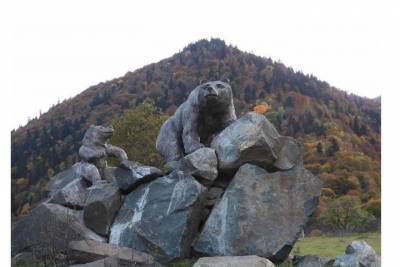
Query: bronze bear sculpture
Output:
[[156, 80, 237, 162]]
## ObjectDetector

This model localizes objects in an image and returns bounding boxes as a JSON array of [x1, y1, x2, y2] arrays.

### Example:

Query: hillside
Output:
[[11, 39, 380, 229]]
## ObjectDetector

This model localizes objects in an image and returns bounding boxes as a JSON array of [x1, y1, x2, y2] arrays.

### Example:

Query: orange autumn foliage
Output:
[[253, 103, 270, 114]]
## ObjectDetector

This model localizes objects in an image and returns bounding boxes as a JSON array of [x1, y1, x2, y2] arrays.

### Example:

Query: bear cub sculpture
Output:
[[74, 125, 129, 184]]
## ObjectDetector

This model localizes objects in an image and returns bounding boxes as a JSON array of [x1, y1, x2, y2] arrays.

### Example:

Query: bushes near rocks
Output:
[[318, 195, 374, 233]]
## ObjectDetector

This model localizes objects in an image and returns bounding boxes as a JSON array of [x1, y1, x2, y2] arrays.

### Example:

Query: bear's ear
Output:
[[199, 79, 209, 85], [222, 78, 230, 83]]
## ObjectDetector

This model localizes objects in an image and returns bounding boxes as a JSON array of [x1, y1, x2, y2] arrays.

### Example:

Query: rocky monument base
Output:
[[12, 116, 322, 266], [12, 81, 329, 266]]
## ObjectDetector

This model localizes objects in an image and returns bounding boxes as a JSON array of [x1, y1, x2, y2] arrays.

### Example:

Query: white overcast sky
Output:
[[2, 0, 399, 130]]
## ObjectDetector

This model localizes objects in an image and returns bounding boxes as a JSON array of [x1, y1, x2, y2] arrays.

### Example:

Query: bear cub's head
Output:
[[198, 80, 233, 109], [82, 125, 114, 147]]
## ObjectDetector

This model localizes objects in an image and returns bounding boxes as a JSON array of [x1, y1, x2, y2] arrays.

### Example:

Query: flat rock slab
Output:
[[12, 203, 105, 257], [68, 240, 160, 266], [194, 164, 321, 262], [193, 255, 275, 267], [211, 112, 301, 172], [273, 136, 302, 170], [84, 182, 122, 236], [109, 171, 206, 263], [49, 178, 90, 209], [112, 164, 163, 193], [69, 257, 119, 267], [334, 240, 380, 267]]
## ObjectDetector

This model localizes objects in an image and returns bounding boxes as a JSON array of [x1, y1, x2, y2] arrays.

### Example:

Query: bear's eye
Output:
[[216, 83, 225, 89]]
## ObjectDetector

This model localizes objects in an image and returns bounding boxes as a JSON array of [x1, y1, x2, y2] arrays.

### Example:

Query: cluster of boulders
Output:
[[11, 115, 319, 266], [11, 81, 379, 266], [12, 124, 165, 266]]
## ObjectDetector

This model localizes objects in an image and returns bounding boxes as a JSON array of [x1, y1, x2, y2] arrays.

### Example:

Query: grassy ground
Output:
[[166, 232, 380, 267], [293, 232, 381, 258], [166, 259, 197, 267]]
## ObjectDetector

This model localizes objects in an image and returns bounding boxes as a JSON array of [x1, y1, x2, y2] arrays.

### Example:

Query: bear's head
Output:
[[82, 125, 114, 147], [198, 80, 233, 110]]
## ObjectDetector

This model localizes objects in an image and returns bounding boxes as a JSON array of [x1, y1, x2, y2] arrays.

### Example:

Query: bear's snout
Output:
[[204, 86, 219, 97]]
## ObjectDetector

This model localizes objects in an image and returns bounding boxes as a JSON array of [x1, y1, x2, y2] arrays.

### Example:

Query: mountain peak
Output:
[[183, 38, 228, 51]]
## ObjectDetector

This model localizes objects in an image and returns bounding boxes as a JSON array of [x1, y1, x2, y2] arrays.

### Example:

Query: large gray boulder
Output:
[[166, 148, 218, 185], [49, 178, 90, 209], [110, 163, 163, 193], [68, 240, 161, 266], [12, 203, 105, 257], [274, 136, 302, 170], [73, 162, 102, 184], [109, 171, 206, 263], [333, 241, 380, 267], [46, 167, 79, 197], [83, 182, 122, 236], [193, 255, 275, 267], [194, 164, 321, 262], [211, 112, 301, 172], [180, 148, 218, 183], [69, 257, 119, 267]]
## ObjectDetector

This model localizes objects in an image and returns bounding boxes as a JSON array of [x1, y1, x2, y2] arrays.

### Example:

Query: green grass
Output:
[[276, 261, 293, 267], [165, 232, 381, 267], [293, 232, 381, 258], [166, 258, 197, 267]]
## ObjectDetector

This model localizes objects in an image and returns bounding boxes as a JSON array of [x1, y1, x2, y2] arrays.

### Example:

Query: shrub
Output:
[[309, 229, 322, 237], [16, 177, 29, 192], [362, 199, 381, 219], [324, 176, 358, 196], [110, 102, 167, 168], [318, 195, 373, 233], [347, 189, 362, 198], [321, 187, 335, 199]]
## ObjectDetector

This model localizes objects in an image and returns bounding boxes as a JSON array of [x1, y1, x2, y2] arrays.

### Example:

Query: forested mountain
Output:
[[11, 39, 380, 228]]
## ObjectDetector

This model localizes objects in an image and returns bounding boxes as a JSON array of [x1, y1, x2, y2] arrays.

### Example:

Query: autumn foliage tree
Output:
[[109, 102, 167, 168], [318, 195, 373, 233]]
